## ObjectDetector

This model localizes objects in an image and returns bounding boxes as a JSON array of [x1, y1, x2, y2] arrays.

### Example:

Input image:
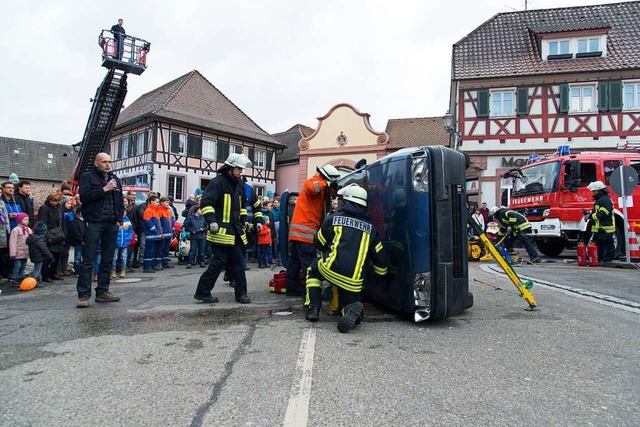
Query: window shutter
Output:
[[217, 141, 229, 162], [248, 148, 255, 164], [609, 81, 623, 111], [266, 151, 273, 171], [477, 90, 489, 118], [559, 84, 570, 114], [129, 137, 136, 156], [170, 132, 180, 153], [187, 135, 202, 158], [598, 82, 609, 112], [516, 87, 529, 116]]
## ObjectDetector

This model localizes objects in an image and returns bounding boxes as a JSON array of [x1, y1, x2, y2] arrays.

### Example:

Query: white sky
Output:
[[0, 0, 624, 145]]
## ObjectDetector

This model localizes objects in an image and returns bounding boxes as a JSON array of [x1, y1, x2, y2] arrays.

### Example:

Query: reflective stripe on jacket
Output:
[[289, 174, 330, 244], [313, 203, 388, 293], [495, 209, 531, 236], [201, 171, 248, 247], [590, 191, 615, 233]]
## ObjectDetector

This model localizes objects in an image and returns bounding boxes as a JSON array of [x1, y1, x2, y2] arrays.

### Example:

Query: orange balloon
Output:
[[19, 277, 37, 291]]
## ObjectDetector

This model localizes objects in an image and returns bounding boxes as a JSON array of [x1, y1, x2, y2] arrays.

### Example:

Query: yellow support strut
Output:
[[468, 214, 537, 310]]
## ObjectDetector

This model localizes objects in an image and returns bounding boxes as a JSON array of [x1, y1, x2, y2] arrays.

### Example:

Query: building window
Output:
[[122, 136, 130, 158], [570, 85, 595, 113], [490, 90, 514, 116], [254, 150, 266, 169], [578, 38, 599, 54], [624, 82, 640, 110], [202, 138, 217, 160], [167, 175, 184, 201], [254, 186, 265, 198], [137, 132, 146, 154], [170, 132, 187, 155], [549, 40, 570, 55], [231, 144, 243, 154]]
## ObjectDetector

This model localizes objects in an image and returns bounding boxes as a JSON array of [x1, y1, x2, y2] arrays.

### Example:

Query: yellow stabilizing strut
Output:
[[468, 214, 537, 310]]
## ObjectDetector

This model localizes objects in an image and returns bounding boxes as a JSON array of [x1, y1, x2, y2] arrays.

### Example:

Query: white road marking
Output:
[[283, 327, 317, 427]]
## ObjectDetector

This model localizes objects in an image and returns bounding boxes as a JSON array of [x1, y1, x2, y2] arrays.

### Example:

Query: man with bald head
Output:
[[76, 153, 124, 308]]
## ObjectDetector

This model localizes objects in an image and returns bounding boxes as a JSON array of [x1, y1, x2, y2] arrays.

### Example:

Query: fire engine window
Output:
[[579, 163, 597, 186], [631, 160, 640, 176], [603, 160, 623, 185]]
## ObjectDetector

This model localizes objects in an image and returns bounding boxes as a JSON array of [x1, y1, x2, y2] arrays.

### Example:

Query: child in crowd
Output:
[[111, 204, 133, 278], [142, 195, 162, 273], [257, 216, 272, 269], [66, 207, 86, 275], [9, 213, 32, 285], [59, 195, 75, 276], [158, 197, 175, 269], [183, 206, 206, 268], [26, 221, 53, 286]]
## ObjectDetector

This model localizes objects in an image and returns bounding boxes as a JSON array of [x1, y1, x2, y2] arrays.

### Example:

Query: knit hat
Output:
[[15, 212, 29, 224], [61, 195, 72, 204], [9, 173, 19, 183], [34, 221, 47, 236], [194, 188, 203, 197]]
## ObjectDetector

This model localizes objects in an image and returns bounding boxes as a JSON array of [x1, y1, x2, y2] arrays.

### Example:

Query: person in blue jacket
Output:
[[111, 207, 133, 278], [142, 196, 162, 273], [184, 205, 207, 268]]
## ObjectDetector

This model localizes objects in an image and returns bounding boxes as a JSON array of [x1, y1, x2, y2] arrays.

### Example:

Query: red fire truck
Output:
[[507, 148, 640, 258]]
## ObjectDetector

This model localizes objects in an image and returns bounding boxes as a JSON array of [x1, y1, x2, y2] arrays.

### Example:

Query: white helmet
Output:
[[317, 164, 340, 182], [224, 153, 252, 169], [587, 180, 606, 191], [489, 206, 500, 216], [338, 183, 368, 207]]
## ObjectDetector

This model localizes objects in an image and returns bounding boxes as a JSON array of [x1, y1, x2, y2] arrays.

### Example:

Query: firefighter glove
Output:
[[208, 222, 219, 234], [256, 223, 263, 232]]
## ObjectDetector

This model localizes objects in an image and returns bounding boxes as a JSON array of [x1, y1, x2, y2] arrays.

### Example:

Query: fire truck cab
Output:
[[507, 148, 640, 258]]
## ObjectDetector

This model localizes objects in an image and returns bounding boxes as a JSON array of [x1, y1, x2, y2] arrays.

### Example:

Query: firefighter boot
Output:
[[337, 302, 364, 333], [305, 306, 320, 322]]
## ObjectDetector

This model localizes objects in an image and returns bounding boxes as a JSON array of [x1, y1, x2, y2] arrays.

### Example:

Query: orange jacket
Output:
[[258, 225, 272, 245], [289, 174, 330, 244]]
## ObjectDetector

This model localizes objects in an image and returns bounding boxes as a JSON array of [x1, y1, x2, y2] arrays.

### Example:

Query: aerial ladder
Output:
[[70, 30, 150, 189]]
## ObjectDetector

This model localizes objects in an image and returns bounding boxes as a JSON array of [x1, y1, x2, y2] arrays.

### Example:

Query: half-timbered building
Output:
[[449, 1, 640, 206], [110, 70, 285, 212]]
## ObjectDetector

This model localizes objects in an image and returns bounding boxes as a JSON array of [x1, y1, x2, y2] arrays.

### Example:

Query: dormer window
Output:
[[577, 38, 599, 54], [540, 31, 607, 61], [549, 40, 570, 56]]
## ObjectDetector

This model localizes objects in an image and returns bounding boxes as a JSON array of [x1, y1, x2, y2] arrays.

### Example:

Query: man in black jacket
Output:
[[194, 153, 253, 304], [111, 18, 126, 60], [305, 184, 388, 333], [76, 153, 124, 308], [15, 181, 35, 227]]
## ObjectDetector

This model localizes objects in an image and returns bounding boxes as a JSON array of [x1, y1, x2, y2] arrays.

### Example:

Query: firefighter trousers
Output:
[[195, 238, 247, 299], [305, 259, 363, 319]]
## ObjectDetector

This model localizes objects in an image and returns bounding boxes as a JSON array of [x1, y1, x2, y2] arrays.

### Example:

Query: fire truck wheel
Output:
[[535, 237, 565, 257]]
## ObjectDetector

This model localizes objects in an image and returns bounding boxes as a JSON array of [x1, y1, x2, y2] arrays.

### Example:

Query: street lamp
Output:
[[443, 110, 461, 150], [146, 159, 155, 191]]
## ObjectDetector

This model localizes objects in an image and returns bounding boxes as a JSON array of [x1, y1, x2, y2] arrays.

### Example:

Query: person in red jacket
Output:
[[257, 216, 272, 268], [286, 164, 340, 297]]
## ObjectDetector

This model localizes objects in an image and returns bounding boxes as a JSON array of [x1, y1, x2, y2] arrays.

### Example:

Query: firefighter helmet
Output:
[[340, 183, 368, 207], [224, 153, 252, 169], [489, 206, 500, 216], [587, 180, 606, 191], [316, 164, 340, 182]]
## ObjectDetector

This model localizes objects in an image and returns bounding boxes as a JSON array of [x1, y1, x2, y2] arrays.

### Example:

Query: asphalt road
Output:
[[0, 258, 638, 426]]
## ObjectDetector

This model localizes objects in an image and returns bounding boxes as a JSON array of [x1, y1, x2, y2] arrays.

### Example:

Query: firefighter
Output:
[[286, 164, 341, 297], [305, 184, 388, 333], [489, 206, 541, 263], [586, 180, 616, 263], [193, 153, 253, 304]]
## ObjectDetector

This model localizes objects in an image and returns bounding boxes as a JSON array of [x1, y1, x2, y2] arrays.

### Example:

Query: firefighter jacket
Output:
[[201, 168, 248, 247], [289, 174, 331, 244], [243, 182, 263, 225], [494, 208, 531, 237], [159, 205, 175, 239], [314, 201, 388, 292], [590, 190, 615, 234], [142, 204, 163, 241]]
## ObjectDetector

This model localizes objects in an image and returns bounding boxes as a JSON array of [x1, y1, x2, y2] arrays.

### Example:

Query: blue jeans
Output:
[[30, 262, 43, 282], [76, 222, 118, 298], [73, 245, 83, 272], [188, 238, 206, 265], [11, 258, 27, 281], [112, 247, 128, 270]]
